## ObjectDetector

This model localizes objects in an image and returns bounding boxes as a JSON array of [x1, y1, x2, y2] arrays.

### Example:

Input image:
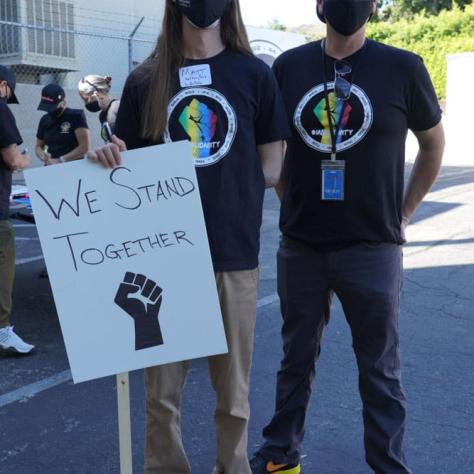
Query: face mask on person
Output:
[[318, 0, 373, 37], [0, 83, 9, 102], [86, 100, 101, 113], [49, 105, 65, 119], [175, 0, 231, 29]]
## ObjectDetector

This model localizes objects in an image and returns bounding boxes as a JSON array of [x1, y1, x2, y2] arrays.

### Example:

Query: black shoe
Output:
[[250, 453, 301, 474]]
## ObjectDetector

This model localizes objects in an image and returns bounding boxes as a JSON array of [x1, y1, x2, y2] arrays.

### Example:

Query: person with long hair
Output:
[[78, 75, 120, 140], [87, 0, 290, 472]]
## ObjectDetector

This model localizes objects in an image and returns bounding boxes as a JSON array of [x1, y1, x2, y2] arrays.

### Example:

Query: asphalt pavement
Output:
[[1, 161, 473, 474]]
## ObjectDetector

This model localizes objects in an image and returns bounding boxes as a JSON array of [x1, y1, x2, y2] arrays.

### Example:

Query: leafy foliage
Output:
[[379, 0, 472, 21], [369, 3, 474, 98], [267, 19, 287, 31]]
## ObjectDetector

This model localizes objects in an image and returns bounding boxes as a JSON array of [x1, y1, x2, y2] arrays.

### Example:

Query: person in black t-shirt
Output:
[[78, 75, 120, 142], [0, 66, 35, 355], [35, 84, 91, 166], [87, 1, 290, 472], [250, 2, 445, 474], [35, 84, 91, 279]]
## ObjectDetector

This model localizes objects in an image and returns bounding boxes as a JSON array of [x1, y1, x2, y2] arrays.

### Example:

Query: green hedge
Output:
[[367, 4, 474, 99]]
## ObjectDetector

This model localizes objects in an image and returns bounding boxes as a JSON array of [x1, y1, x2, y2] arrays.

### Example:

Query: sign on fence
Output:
[[25, 141, 227, 383]]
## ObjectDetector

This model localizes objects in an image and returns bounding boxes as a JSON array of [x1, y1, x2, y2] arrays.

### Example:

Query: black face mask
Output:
[[319, 0, 372, 37], [175, 0, 230, 28], [48, 106, 64, 119], [86, 100, 101, 113], [0, 85, 8, 102]]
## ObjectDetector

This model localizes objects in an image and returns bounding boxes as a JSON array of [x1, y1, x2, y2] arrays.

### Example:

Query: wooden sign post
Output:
[[117, 373, 133, 474]]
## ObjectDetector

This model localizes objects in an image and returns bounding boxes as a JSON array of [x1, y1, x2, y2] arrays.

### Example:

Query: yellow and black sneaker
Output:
[[250, 454, 301, 474]]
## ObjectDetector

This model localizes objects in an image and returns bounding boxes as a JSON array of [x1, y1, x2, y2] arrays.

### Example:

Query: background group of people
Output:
[[1, 0, 445, 473], [0, 70, 120, 348]]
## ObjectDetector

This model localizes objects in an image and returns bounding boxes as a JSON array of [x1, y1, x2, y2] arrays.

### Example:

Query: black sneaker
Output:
[[250, 453, 301, 474]]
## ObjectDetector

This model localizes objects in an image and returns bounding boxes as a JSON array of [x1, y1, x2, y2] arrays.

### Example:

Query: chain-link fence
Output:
[[1, 1, 160, 159]]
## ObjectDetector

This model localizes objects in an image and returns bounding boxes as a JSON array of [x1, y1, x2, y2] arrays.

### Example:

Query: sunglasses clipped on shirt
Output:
[[334, 60, 352, 101]]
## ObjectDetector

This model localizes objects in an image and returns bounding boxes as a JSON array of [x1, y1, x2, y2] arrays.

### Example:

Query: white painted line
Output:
[[12, 224, 36, 228], [15, 237, 39, 241], [16, 256, 43, 266], [0, 370, 72, 408], [0, 293, 280, 408]]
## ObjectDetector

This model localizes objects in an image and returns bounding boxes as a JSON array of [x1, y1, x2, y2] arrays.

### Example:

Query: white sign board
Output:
[[25, 142, 227, 383]]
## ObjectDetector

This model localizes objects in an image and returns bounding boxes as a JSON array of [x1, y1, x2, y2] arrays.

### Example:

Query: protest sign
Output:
[[25, 141, 227, 383]]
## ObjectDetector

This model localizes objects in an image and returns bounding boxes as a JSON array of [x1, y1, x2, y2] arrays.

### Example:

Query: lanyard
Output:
[[320, 39, 366, 160]]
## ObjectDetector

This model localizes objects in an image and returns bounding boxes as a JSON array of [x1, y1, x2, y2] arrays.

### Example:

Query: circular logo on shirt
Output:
[[294, 82, 373, 153], [60, 122, 72, 134], [164, 87, 237, 167]]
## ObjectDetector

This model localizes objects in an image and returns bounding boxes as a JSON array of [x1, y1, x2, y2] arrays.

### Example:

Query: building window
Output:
[[0, 0, 20, 55], [27, 0, 75, 58]]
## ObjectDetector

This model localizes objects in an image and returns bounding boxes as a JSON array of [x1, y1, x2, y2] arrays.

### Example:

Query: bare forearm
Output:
[[9, 154, 30, 171], [61, 144, 89, 162], [403, 147, 443, 220], [275, 177, 285, 201], [35, 145, 46, 160], [263, 164, 282, 188], [258, 141, 285, 189], [1, 145, 30, 170]]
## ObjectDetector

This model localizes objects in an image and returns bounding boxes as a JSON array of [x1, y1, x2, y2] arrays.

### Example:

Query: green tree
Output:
[[267, 19, 287, 31], [381, 0, 472, 20], [368, 3, 474, 98]]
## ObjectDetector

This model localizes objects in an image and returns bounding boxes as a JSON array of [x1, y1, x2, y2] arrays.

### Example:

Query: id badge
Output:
[[321, 160, 345, 201]]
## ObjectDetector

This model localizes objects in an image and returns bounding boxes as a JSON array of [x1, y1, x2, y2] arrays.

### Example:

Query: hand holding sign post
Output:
[[24, 142, 227, 474]]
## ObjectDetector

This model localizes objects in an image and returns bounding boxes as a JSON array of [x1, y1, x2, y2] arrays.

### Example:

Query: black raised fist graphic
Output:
[[114, 272, 164, 351]]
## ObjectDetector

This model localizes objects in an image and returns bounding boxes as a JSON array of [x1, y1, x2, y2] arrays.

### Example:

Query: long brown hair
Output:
[[141, 0, 253, 143]]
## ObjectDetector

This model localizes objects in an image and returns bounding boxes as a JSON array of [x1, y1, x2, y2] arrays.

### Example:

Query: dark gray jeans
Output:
[[259, 237, 411, 474]]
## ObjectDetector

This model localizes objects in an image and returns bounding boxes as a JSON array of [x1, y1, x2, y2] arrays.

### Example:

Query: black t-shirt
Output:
[[37, 108, 88, 158], [274, 39, 442, 249], [99, 99, 119, 126], [115, 49, 291, 271], [0, 100, 23, 220]]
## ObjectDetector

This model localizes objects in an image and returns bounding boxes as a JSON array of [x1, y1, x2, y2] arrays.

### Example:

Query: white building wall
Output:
[[445, 53, 474, 166], [61, 0, 165, 93], [247, 27, 306, 66]]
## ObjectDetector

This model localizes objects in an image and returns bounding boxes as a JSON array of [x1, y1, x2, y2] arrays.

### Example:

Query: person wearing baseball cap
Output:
[[0, 65, 19, 105], [35, 83, 90, 167], [37, 83, 66, 113], [35, 83, 91, 279], [250, 0, 444, 473], [0, 66, 35, 354]]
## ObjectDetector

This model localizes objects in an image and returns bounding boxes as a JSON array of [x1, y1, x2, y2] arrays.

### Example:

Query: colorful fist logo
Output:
[[179, 98, 218, 158]]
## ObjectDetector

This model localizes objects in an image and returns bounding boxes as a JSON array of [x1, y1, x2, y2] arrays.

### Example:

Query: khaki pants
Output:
[[144, 269, 259, 474], [0, 220, 15, 329]]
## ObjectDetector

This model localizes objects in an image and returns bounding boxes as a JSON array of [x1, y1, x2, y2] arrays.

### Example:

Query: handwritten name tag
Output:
[[179, 64, 212, 88]]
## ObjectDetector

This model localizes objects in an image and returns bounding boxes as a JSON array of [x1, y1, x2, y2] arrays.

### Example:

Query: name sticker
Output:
[[179, 64, 212, 88]]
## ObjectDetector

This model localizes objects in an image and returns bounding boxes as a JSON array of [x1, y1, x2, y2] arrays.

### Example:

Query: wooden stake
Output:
[[117, 372, 133, 474]]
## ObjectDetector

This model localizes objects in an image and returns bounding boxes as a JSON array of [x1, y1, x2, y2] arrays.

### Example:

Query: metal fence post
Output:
[[128, 17, 145, 72]]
